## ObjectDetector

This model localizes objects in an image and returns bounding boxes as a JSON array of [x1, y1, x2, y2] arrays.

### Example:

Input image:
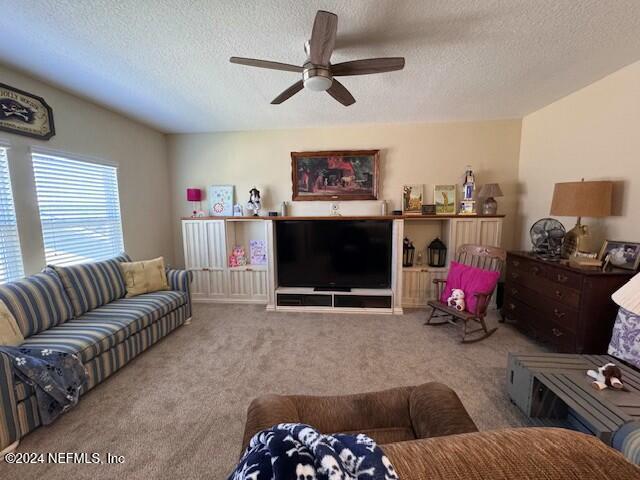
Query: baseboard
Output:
[[193, 298, 267, 305], [1, 440, 19, 458]]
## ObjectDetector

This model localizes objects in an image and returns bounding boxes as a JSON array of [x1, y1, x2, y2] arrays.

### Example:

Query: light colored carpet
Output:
[[1, 304, 546, 479]]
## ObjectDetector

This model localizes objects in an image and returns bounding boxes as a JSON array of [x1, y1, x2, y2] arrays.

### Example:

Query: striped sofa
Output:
[[0, 254, 191, 453]]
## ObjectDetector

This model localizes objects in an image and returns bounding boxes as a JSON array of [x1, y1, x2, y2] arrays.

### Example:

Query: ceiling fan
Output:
[[229, 10, 405, 106]]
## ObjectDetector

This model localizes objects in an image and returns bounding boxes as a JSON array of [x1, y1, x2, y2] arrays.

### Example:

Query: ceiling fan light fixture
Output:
[[304, 75, 332, 91]]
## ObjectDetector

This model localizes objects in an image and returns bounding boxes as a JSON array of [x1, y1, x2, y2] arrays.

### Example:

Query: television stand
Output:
[[314, 286, 351, 292], [275, 287, 394, 314]]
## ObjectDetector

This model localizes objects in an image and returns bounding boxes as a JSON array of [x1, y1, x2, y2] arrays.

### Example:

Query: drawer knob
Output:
[[513, 260, 520, 267], [553, 308, 566, 319], [511, 272, 520, 279], [552, 328, 563, 337], [557, 274, 568, 283], [555, 290, 563, 298], [508, 303, 516, 310], [511, 288, 519, 296], [531, 266, 541, 275]]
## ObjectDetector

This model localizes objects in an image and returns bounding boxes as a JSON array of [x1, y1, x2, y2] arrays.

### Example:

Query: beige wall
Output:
[[0, 65, 173, 274], [168, 120, 522, 264], [518, 60, 640, 251]]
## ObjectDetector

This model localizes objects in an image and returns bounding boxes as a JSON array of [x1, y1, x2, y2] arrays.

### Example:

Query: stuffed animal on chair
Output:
[[447, 289, 466, 311]]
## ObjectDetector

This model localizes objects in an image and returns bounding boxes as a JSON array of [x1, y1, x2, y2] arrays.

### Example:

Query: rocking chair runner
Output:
[[425, 244, 506, 343]]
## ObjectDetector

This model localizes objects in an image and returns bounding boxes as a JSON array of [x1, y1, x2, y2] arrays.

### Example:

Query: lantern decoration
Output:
[[403, 237, 415, 267], [428, 237, 447, 267]]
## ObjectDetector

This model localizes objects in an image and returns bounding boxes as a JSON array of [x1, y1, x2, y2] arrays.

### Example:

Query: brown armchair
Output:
[[383, 427, 640, 480], [241, 382, 477, 451]]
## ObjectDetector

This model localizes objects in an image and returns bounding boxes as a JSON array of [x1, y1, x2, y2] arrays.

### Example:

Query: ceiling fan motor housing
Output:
[[303, 64, 332, 91]]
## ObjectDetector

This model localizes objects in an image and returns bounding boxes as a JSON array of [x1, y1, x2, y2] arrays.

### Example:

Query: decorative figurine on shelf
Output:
[[228, 246, 247, 267], [447, 289, 466, 311], [246, 187, 262, 216], [460, 166, 476, 215]]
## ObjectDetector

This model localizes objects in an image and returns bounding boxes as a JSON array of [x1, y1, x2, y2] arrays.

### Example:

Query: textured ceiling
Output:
[[1, 0, 640, 133]]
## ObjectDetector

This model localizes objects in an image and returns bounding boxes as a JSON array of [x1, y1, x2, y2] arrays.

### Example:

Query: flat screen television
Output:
[[276, 220, 392, 289]]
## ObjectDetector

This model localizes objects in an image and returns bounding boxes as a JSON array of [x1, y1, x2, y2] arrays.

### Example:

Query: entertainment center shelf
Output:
[[181, 214, 504, 313]]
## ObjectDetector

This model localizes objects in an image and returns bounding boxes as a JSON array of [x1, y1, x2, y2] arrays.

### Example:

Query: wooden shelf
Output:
[[228, 265, 267, 271], [403, 266, 448, 272], [183, 214, 505, 221]]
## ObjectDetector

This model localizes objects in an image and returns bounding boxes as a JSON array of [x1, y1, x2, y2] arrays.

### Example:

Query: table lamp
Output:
[[550, 179, 613, 258], [478, 183, 503, 215], [612, 273, 640, 315], [187, 188, 203, 217]]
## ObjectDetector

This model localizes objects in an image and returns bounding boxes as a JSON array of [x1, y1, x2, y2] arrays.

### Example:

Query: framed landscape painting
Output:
[[291, 150, 379, 201]]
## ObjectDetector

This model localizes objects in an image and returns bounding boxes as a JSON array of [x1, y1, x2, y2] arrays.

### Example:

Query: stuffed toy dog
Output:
[[587, 363, 625, 391], [447, 289, 466, 311]]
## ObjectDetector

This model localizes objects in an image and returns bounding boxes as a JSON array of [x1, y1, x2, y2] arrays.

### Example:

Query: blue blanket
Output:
[[229, 423, 399, 480], [0, 346, 87, 425]]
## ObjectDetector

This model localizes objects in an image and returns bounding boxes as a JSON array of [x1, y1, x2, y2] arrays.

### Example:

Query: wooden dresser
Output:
[[502, 251, 633, 354]]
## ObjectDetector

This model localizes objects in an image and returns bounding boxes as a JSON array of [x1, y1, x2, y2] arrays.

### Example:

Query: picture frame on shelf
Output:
[[209, 185, 234, 216], [599, 240, 640, 271], [402, 184, 423, 215], [291, 150, 379, 201], [434, 185, 457, 215]]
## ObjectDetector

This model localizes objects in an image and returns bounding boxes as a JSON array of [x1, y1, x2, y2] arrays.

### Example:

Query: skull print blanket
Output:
[[0, 346, 87, 425], [228, 423, 399, 480]]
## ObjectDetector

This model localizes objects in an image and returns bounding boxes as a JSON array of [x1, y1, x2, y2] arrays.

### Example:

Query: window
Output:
[[0, 146, 24, 283], [32, 151, 124, 266]]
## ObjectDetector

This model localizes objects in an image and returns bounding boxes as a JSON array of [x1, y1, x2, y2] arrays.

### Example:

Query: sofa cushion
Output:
[[0, 271, 74, 337], [20, 290, 187, 363], [50, 253, 132, 317], [0, 300, 24, 346], [119, 257, 169, 298]]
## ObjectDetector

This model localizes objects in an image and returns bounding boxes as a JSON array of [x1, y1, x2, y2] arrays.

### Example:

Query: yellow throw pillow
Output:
[[119, 257, 169, 298], [0, 300, 24, 346]]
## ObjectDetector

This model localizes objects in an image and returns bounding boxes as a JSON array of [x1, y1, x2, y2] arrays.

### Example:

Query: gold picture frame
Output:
[[434, 185, 457, 215]]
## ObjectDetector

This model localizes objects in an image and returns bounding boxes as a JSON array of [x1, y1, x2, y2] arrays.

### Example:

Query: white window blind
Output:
[[32, 152, 124, 266], [0, 146, 24, 283]]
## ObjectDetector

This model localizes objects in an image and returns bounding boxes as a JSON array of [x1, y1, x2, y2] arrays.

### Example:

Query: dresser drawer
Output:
[[507, 269, 581, 309], [543, 321, 575, 353], [503, 295, 575, 352], [508, 256, 583, 290], [505, 282, 579, 332], [503, 296, 545, 339]]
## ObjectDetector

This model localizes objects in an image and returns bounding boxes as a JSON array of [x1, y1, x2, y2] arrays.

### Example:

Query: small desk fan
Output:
[[530, 218, 565, 257]]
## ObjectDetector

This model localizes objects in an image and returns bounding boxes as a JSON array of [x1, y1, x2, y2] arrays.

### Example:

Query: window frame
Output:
[[31, 147, 125, 267], [0, 140, 25, 283]]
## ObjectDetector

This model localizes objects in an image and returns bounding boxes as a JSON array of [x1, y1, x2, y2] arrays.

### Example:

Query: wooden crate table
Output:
[[508, 353, 640, 448]]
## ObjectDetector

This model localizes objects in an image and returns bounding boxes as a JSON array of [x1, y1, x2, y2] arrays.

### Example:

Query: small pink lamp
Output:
[[187, 188, 203, 217]]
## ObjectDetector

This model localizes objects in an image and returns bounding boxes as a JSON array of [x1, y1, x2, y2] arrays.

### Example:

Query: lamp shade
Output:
[[186, 188, 202, 202], [550, 180, 612, 217], [478, 183, 503, 198], [612, 273, 640, 315]]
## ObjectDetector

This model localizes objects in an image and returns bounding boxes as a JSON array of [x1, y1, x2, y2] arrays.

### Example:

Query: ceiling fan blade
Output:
[[326, 79, 355, 106], [230, 57, 303, 73], [309, 10, 337, 65], [331, 57, 405, 76], [271, 80, 304, 104]]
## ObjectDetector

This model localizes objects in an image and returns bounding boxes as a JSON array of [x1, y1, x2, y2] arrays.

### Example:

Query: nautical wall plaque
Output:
[[0, 83, 55, 140]]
